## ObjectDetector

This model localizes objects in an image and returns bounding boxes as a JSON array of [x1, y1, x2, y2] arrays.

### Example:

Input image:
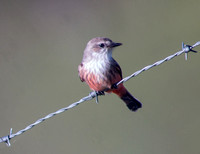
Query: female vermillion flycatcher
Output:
[[78, 37, 142, 111]]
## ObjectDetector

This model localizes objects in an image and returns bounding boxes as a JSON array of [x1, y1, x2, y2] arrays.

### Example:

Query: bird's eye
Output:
[[99, 43, 105, 48]]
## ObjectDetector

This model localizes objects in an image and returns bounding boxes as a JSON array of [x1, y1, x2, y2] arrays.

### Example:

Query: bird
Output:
[[78, 37, 142, 111]]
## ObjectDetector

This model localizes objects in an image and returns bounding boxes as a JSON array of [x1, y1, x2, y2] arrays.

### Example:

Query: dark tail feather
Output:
[[120, 91, 142, 112]]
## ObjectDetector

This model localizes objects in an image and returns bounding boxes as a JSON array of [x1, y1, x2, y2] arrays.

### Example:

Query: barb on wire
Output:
[[117, 41, 199, 86], [0, 41, 199, 146], [0, 91, 98, 146]]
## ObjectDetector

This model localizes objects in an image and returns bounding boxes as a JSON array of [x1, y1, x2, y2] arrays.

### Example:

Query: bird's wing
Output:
[[78, 63, 85, 82]]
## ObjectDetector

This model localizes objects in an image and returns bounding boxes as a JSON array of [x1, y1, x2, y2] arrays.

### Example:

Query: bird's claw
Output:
[[111, 83, 118, 89], [89, 91, 105, 104], [96, 91, 105, 95]]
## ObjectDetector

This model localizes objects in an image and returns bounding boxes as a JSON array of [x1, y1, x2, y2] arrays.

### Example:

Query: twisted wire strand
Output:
[[0, 92, 97, 146], [0, 41, 199, 146], [117, 41, 200, 85]]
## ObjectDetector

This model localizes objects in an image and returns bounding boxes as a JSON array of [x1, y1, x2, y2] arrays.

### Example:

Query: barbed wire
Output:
[[0, 41, 199, 146]]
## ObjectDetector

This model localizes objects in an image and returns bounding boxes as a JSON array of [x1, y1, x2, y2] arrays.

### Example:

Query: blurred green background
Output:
[[0, 0, 200, 154]]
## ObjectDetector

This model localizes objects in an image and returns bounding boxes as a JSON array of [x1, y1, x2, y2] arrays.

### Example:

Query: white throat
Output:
[[83, 51, 112, 75]]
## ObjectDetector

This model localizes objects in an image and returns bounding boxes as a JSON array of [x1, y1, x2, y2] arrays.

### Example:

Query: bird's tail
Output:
[[120, 90, 142, 111], [112, 85, 142, 112]]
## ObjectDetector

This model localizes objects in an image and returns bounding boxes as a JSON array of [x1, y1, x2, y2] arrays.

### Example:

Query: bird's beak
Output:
[[111, 42, 122, 48]]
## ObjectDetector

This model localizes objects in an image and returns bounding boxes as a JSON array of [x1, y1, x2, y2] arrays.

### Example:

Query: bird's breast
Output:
[[81, 59, 121, 91], [84, 59, 107, 75], [81, 59, 111, 91]]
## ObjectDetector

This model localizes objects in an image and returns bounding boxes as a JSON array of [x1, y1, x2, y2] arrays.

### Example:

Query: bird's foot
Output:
[[96, 91, 105, 96], [111, 83, 118, 89], [89, 91, 105, 104]]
